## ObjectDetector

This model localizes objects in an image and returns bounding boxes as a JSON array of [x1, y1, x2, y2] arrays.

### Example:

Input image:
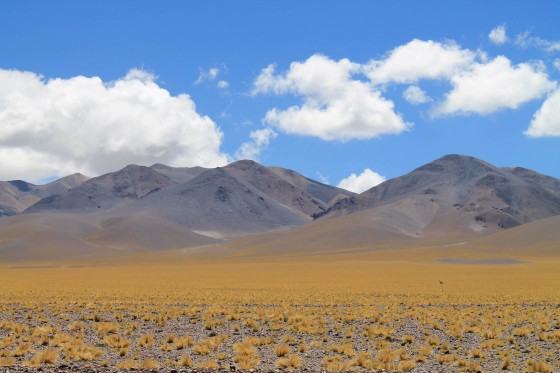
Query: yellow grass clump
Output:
[[0, 250, 558, 371]]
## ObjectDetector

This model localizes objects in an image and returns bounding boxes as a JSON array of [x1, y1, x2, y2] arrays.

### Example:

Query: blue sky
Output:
[[1, 1, 559, 191]]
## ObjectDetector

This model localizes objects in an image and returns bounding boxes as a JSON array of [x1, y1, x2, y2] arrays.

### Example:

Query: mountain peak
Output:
[[52, 173, 89, 185], [24, 163, 176, 214], [7, 180, 35, 192], [226, 159, 263, 171], [414, 154, 495, 174], [116, 164, 150, 173], [316, 154, 560, 233]]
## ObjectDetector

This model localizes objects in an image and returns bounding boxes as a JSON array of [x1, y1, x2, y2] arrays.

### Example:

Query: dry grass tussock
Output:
[[0, 255, 559, 370]]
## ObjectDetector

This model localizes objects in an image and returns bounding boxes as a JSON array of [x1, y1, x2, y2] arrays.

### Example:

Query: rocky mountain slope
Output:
[[0, 160, 352, 260], [23, 160, 352, 237], [0, 173, 88, 216], [0, 155, 559, 261], [25, 165, 175, 213], [316, 154, 560, 232]]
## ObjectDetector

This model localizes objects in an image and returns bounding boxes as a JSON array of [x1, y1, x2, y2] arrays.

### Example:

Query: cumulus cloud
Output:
[[365, 39, 477, 84], [403, 85, 431, 105], [489, 25, 508, 45], [217, 80, 229, 89], [0, 68, 229, 182], [194, 67, 220, 85], [253, 38, 559, 142], [234, 127, 277, 160], [252, 54, 410, 141], [515, 31, 560, 53], [434, 56, 556, 116], [252, 64, 292, 96], [195, 66, 229, 89], [525, 88, 560, 137], [337, 168, 386, 194]]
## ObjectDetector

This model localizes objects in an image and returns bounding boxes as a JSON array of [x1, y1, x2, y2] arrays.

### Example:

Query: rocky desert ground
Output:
[[1, 253, 559, 373]]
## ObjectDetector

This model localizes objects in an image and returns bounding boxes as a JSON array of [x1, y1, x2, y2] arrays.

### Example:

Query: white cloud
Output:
[[217, 80, 229, 89], [525, 88, 560, 137], [365, 39, 477, 84], [434, 56, 556, 116], [403, 85, 431, 105], [0, 68, 229, 183], [208, 68, 219, 79], [252, 64, 292, 96], [489, 25, 508, 45], [234, 127, 277, 160], [194, 67, 220, 85], [515, 31, 560, 53], [337, 168, 386, 194], [253, 54, 410, 141], [253, 38, 559, 142]]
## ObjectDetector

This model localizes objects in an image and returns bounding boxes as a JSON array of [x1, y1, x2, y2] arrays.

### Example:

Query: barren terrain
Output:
[[1, 241, 559, 372]]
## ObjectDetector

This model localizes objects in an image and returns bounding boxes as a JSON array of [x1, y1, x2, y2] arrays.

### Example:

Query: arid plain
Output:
[[1, 155, 560, 372]]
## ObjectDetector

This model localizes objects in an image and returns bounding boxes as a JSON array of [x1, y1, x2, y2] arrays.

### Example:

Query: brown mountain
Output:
[[149, 163, 208, 183], [106, 161, 352, 238], [0, 160, 350, 260], [0, 173, 89, 216], [268, 166, 351, 206], [22, 160, 351, 238], [1, 155, 559, 261], [25, 165, 175, 213], [223, 160, 352, 217], [32, 173, 90, 199], [209, 156, 560, 259], [316, 154, 560, 236], [0, 181, 32, 216]]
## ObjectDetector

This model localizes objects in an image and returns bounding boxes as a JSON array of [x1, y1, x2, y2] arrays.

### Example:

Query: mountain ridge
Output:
[[25, 165, 174, 214], [314, 154, 560, 232], [1, 154, 559, 261], [0, 173, 89, 216]]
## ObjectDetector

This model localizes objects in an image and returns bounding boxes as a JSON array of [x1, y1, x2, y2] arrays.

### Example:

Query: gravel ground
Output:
[[1, 303, 558, 372]]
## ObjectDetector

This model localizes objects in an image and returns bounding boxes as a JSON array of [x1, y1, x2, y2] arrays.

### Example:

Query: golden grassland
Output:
[[1, 249, 560, 371]]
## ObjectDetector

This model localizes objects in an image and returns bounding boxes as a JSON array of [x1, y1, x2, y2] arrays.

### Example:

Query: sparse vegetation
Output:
[[0, 257, 559, 371]]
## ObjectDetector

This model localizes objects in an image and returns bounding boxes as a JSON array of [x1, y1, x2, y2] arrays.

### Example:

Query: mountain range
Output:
[[317, 154, 560, 231], [0, 173, 89, 216], [0, 154, 559, 261]]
